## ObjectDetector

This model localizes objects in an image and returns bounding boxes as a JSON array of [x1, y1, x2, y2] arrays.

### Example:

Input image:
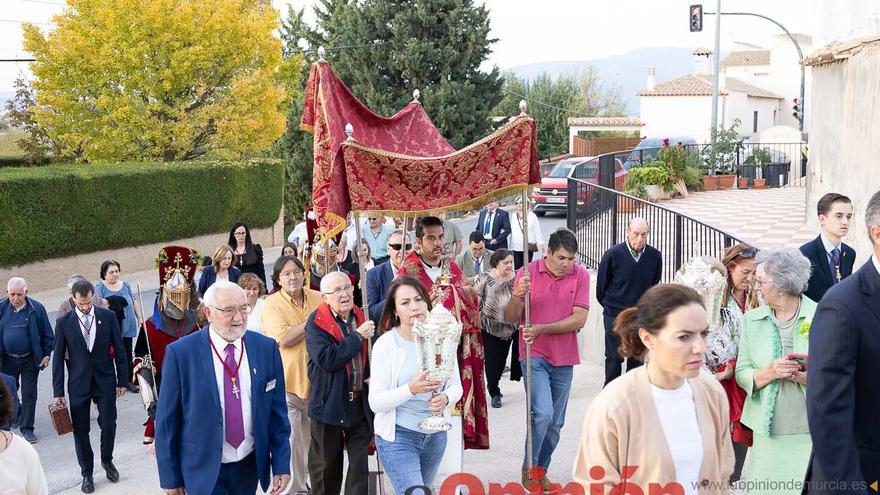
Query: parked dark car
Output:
[[623, 136, 698, 170]]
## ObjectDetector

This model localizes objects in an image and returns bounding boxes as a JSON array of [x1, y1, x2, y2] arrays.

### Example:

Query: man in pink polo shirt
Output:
[[505, 228, 590, 490]]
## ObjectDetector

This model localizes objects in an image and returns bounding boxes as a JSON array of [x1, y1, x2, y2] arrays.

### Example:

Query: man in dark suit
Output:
[[478, 201, 512, 250], [52, 280, 128, 493], [596, 217, 662, 386], [0, 276, 53, 444], [805, 191, 880, 494], [455, 231, 494, 283], [156, 280, 290, 495], [365, 229, 408, 323], [800, 193, 857, 302]]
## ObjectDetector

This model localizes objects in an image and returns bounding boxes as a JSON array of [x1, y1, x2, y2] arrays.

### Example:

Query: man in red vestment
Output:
[[133, 245, 202, 444], [398, 216, 489, 450]]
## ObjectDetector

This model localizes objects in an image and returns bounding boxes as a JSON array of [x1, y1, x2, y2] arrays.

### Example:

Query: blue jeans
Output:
[[375, 425, 447, 494], [521, 357, 573, 471]]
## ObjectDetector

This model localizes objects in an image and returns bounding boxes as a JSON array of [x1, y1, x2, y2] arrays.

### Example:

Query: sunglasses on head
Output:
[[388, 243, 412, 251], [736, 246, 758, 258]]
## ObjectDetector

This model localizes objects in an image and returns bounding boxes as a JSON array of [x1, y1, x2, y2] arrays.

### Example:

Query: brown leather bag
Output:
[[48, 402, 73, 435]]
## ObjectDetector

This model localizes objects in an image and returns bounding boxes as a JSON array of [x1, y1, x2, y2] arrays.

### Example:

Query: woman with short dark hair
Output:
[[228, 221, 267, 286], [0, 380, 49, 494], [94, 260, 142, 393], [574, 284, 734, 491]]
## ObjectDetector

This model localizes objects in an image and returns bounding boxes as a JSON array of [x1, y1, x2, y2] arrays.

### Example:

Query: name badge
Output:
[[265, 379, 276, 392]]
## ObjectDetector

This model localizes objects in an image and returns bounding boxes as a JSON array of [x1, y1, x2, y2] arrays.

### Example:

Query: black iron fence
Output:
[[566, 172, 744, 283]]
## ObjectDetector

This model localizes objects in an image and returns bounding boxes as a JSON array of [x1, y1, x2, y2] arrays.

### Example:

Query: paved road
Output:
[[25, 211, 580, 494]]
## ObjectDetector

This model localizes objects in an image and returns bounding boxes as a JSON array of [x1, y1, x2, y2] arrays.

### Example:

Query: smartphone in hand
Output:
[[786, 353, 808, 371]]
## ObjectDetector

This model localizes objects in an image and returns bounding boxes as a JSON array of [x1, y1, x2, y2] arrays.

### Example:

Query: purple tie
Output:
[[224, 343, 244, 448]]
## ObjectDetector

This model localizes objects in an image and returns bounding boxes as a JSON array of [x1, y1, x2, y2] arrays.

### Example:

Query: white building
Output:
[[638, 50, 783, 143]]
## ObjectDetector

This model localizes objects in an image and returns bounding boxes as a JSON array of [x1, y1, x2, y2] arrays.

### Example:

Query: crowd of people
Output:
[[0, 189, 878, 495]]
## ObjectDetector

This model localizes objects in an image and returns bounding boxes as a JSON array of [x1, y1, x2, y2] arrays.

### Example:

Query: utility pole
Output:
[[709, 0, 722, 174]]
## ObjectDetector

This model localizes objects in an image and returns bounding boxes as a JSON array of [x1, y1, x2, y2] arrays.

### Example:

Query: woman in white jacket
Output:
[[369, 276, 463, 494], [509, 196, 545, 269]]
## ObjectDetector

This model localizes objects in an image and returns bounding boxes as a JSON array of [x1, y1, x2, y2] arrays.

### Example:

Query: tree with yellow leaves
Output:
[[22, 0, 302, 162]]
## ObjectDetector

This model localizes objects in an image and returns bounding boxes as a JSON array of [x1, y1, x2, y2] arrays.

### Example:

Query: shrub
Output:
[[0, 159, 282, 266], [628, 166, 669, 186]]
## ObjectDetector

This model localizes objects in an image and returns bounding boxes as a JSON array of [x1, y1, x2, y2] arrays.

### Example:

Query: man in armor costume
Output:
[[133, 245, 202, 444]]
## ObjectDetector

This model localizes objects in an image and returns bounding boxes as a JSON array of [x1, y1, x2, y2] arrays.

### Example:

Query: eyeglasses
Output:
[[323, 285, 354, 296], [736, 247, 758, 258], [279, 269, 304, 278], [211, 305, 250, 316], [387, 243, 412, 251], [234, 231, 247, 236]]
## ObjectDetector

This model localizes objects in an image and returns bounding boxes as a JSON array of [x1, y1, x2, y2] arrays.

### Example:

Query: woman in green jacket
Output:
[[736, 247, 815, 495]]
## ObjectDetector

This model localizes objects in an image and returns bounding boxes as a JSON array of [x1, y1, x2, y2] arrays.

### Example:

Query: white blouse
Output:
[[509, 210, 544, 252], [651, 380, 703, 495], [0, 433, 49, 495]]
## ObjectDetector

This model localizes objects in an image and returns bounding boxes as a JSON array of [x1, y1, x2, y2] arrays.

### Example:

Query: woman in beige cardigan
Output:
[[574, 284, 734, 494]]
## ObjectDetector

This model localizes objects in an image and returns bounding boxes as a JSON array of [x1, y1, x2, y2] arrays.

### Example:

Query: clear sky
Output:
[[1, 0, 815, 93]]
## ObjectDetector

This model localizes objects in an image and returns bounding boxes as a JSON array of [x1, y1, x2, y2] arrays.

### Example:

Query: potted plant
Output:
[[620, 176, 646, 212], [702, 119, 744, 190], [737, 176, 750, 189], [629, 165, 668, 202], [657, 140, 690, 197]]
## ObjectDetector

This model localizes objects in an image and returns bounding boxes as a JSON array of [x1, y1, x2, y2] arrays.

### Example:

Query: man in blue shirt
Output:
[[0, 277, 54, 443], [362, 216, 394, 265]]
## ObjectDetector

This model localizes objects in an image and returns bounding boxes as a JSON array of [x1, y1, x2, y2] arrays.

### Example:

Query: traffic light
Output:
[[690, 4, 703, 32], [792, 98, 803, 122]]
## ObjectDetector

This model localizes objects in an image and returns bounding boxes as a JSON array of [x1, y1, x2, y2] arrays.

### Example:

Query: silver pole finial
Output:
[[317, 46, 326, 61], [413, 89, 421, 103], [519, 99, 527, 116], [345, 123, 354, 141]]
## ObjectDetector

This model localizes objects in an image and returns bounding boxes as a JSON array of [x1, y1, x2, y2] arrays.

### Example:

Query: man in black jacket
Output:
[[805, 190, 880, 493], [53, 280, 127, 493], [800, 192, 857, 302], [596, 218, 662, 386]]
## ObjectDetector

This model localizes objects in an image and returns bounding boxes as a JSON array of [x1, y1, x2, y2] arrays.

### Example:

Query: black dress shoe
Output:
[[102, 461, 120, 482], [81, 476, 95, 493], [491, 395, 502, 408], [126, 383, 140, 393]]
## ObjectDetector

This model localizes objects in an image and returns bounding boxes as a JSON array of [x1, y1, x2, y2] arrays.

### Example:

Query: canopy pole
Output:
[[521, 188, 534, 478], [353, 212, 371, 356]]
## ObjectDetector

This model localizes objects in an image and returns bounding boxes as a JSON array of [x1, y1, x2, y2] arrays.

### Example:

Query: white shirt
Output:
[[819, 232, 842, 254], [287, 222, 307, 245], [509, 210, 544, 252], [75, 307, 96, 353], [421, 259, 443, 283], [650, 380, 703, 495], [872, 253, 880, 277], [208, 329, 254, 463], [247, 299, 264, 334], [0, 432, 49, 495]]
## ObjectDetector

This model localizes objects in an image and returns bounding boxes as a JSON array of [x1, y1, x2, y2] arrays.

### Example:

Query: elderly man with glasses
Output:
[[304, 272, 375, 495]]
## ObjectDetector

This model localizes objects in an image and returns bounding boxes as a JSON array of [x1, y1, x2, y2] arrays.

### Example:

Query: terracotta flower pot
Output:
[[617, 195, 643, 213], [737, 177, 750, 189], [717, 174, 736, 189], [753, 178, 767, 189], [701, 175, 719, 190]]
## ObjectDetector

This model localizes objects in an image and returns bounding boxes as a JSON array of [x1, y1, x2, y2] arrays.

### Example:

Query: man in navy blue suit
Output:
[[800, 193, 857, 302], [155, 281, 291, 495], [478, 201, 512, 250], [53, 280, 128, 493], [365, 229, 409, 323], [805, 190, 880, 494]]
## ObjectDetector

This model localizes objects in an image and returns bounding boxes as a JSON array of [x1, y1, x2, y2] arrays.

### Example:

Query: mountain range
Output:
[[504, 47, 727, 116]]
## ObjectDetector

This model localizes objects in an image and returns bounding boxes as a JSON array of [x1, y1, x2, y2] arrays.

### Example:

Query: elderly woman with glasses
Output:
[[735, 247, 815, 494]]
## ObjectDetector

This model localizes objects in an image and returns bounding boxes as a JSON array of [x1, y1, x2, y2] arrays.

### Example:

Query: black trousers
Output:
[[513, 250, 534, 270], [308, 398, 372, 495], [603, 313, 642, 386], [212, 451, 258, 495], [70, 392, 117, 477], [122, 337, 135, 385], [482, 329, 521, 397], [2, 354, 39, 433]]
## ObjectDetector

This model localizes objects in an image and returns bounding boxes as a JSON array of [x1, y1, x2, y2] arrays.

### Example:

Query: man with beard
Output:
[[398, 216, 489, 451], [134, 246, 203, 444]]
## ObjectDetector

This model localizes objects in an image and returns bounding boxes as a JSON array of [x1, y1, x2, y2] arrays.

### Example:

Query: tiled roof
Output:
[[567, 116, 644, 127], [805, 34, 880, 66], [638, 74, 782, 99], [721, 50, 771, 67]]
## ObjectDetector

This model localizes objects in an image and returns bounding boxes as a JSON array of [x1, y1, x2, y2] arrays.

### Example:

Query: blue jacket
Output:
[[155, 328, 290, 495], [305, 303, 372, 427], [0, 297, 53, 369], [477, 208, 512, 250], [799, 235, 856, 302], [52, 306, 127, 399], [365, 260, 395, 324], [197, 266, 242, 298]]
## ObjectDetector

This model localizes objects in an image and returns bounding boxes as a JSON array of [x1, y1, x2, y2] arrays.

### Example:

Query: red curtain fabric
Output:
[[300, 61, 540, 238]]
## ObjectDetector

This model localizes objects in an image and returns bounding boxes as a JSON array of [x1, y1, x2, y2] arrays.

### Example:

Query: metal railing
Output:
[[566, 149, 745, 282]]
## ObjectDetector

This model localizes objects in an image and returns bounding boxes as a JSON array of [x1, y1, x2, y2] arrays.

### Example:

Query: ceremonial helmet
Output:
[[310, 236, 338, 278], [154, 246, 202, 317]]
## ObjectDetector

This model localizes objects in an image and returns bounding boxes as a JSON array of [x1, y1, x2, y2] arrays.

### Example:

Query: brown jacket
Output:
[[573, 366, 734, 494]]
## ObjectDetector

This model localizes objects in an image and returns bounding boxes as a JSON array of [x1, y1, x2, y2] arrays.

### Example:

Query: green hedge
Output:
[[0, 159, 282, 267]]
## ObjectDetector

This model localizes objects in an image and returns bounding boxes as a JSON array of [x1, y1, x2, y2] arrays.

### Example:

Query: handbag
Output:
[[48, 402, 73, 435], [527, 242, 538, 253]]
